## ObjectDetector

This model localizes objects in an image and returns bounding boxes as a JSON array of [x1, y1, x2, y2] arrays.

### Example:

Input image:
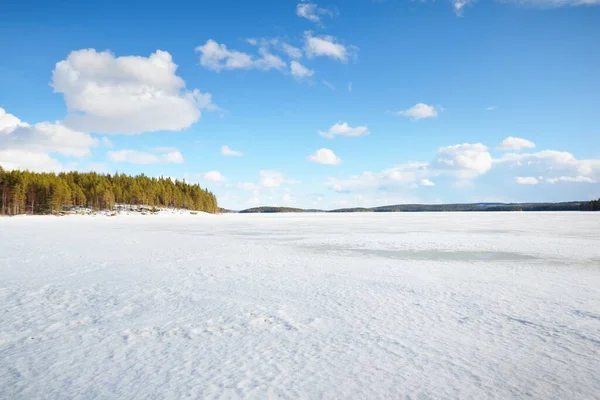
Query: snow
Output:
[[1, 212, 599, 399]]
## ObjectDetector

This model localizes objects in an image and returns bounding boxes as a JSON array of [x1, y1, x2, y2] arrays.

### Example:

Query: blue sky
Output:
[[1, 0, 599, 210]]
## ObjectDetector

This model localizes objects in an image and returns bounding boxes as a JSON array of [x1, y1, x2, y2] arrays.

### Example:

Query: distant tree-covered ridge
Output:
[[239, 200, 600, 213], [0, 168, 218, 215], [238, 206, 324, 213]]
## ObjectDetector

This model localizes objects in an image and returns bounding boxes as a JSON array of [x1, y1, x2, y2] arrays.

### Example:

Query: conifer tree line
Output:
[[579, 198, 600, 211], [0, 167, 218, 215]]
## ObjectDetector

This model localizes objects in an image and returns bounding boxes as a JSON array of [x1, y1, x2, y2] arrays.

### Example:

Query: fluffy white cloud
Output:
[[52, 49, 215, 135], [107, 149, 184, 164], [296, 1, 334, 24], [434, 143, 492, 178], [195, 40, 253, 71], [515, 176, 540, 185], [195, 40, 285, 72], [394, 103, 439, 120], [319, 122, 369, 139], [307, 148, 342, 165], [547, 176, 596, 184], [0, 150, 64, 172], [0, 108, 24, 131], [0, 108, 97, 172], [485, 106, 497, 111], [304, 32, 353, 62], [495, 150, 600, 180], [1, 121, 97, 157], [497, 136, 536, 151], [326, 145, 492, 192], [290, 61, 315, 79], [326, 163, 427, 193], [282, 43, 303, 59], [221, 145, 243, 157], [203, 171, 227, 183], [247, 38, 304, 60], [255, 47, 287, 70]]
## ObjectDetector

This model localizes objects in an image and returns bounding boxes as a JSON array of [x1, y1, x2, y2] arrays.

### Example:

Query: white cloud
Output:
[[0, 108, 25, 131], [203, 170, 227, 183], [221, 145, 243, 157], [394, 103, 439, 120], [416, 0, 599, 15], [255, 47, 286, 71], [296, 1, 334, 24], [0, 108, 97, 172], [195, 40, 285, 72], [281, 43, 303, 59], [304, 32, 354, 62], [307, 148, 342, 165], [495, 150, 600, 178], [235, 171, 299, 201], [505, 0, 600, 7], [547, 176, 596, 184], [420, 179, 436, 187], [247, 38, 303, 60], [515, 176, 540, 185], [497, 136, 536, 151], [107, 149, 184, 164], [348, 82, 352, 93], [486, 106, 497, 111], [434, 143, 492, 179], [52, 49, 215, 135], [259, 170, 288, 188], [290, 61, 315, 79], [0, 150, 64, 172], [195, 40, 254, 71], [0, 121, 97, 157], [326, 163, 427, 193], [452, 0, 474, 15], [319, 122, 369, 139]]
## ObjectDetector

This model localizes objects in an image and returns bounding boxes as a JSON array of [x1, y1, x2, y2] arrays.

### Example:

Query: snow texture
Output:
[[1, 212, 599, 399]]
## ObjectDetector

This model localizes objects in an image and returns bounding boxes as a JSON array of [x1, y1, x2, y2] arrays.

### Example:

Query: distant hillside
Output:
[[238, 200, 600, 213], [238, 206, 324, 214]]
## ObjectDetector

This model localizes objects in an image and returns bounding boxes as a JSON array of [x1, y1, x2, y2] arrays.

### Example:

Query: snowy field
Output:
[[1, 212, 599, 399]]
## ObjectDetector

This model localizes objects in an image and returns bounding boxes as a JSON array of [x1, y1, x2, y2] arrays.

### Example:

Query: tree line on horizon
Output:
[[240, 200, 600, 213], [0, 168, 219, 215]]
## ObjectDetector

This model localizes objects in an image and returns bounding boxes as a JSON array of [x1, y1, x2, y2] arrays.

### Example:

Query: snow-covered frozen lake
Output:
[[1, 212, 599, 399]]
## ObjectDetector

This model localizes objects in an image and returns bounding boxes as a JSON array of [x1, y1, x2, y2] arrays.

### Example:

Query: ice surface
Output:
[[1, 212, 599, 399]]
